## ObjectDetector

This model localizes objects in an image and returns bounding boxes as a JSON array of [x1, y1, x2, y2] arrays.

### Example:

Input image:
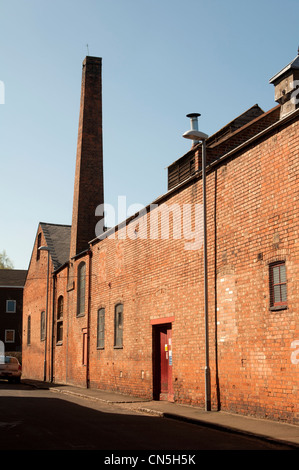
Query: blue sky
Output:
[[0, 0, 298, 269]]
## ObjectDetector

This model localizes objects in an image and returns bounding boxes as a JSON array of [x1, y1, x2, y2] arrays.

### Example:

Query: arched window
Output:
[[57, 296, 63, 342], [77, 262, 86, 316]]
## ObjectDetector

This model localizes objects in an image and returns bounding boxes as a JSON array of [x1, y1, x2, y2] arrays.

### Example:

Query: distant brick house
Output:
[[0, 269, 27, 353], [23, 52, 299, 424]]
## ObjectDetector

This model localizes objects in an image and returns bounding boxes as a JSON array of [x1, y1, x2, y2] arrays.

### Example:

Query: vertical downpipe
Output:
[[184, 113, 211, 410], [86, 249, 93, 388], [202, 139, 211, 411], [50, 273, 56, 382]]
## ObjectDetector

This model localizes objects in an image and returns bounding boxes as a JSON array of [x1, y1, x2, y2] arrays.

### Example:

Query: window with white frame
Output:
[[6, 300, 16, 313], [5, 330, 15, 343]]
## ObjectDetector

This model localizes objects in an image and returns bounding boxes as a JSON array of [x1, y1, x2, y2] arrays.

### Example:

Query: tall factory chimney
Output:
[[70, 56, 104, 258]]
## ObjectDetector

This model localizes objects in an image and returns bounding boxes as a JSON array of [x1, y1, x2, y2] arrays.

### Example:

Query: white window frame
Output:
[[6, 300, 16, 313], [5, 329, 15, 343]]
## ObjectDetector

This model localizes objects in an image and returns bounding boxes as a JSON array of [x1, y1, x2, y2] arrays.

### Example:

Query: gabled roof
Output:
[[0, 269, 27, 287], [40, 222, 71, 270], [269, 52, 299, 84]]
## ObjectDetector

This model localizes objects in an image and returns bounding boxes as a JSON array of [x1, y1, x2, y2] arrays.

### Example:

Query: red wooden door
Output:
[[154, 324, 173, 401], [160, 328, 168, 398]]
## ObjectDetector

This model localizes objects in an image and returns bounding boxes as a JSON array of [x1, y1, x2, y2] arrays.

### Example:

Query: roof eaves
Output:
[[269, 54, 299, 84]]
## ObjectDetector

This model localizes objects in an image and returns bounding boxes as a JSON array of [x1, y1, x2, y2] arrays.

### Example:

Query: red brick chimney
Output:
[[70, 56, 104, 258]]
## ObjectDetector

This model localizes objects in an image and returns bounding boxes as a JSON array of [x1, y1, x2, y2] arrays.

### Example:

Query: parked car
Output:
[[0, 356, 22, 383]]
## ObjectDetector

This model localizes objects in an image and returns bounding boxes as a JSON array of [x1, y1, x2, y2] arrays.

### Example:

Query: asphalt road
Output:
[[0, 381, 294, 452]]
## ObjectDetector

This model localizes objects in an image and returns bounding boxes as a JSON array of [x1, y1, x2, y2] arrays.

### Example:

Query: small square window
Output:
[[6, 300, 16, 313], [5, 330, 15, 343]]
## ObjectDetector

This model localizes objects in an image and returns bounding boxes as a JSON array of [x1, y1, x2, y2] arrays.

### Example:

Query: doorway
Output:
[[153, 323, 173, 401]]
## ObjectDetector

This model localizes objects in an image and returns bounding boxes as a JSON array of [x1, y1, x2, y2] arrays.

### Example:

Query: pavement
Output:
[[23, 379, 299, 449]]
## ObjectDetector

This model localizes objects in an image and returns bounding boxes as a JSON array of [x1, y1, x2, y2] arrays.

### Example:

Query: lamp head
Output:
[[183, 113, 208, 144], [182, 129, 209, 141]]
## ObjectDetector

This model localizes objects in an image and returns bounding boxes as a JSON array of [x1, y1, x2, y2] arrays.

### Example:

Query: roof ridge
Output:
[[40, 221, 71, 228]]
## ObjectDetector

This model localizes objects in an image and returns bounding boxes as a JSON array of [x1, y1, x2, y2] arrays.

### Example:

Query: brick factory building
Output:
[[22, 52, 299, 424]]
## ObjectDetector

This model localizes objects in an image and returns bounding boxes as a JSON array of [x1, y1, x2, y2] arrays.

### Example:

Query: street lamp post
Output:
[[38, 246, 50, 382], [183, 115, 211, 411]]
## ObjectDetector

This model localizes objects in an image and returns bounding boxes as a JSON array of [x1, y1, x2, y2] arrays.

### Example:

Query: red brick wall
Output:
[[22, 227, 54, 380], [212, 118, 299, 422], [87, 116, 297, 422], [50, 267, 69, 384], [23, 115, 299, 424]]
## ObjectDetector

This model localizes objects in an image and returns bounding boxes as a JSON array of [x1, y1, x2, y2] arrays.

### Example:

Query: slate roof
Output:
[[40, 222, 71, 270], [0, 269, 27, 287]]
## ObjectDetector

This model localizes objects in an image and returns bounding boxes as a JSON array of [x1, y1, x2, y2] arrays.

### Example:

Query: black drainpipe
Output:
[[50, 273, 56, 383], [86, 248, 93, 388]]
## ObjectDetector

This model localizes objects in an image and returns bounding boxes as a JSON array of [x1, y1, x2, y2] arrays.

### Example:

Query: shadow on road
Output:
[[0, 384, 294, 451]]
